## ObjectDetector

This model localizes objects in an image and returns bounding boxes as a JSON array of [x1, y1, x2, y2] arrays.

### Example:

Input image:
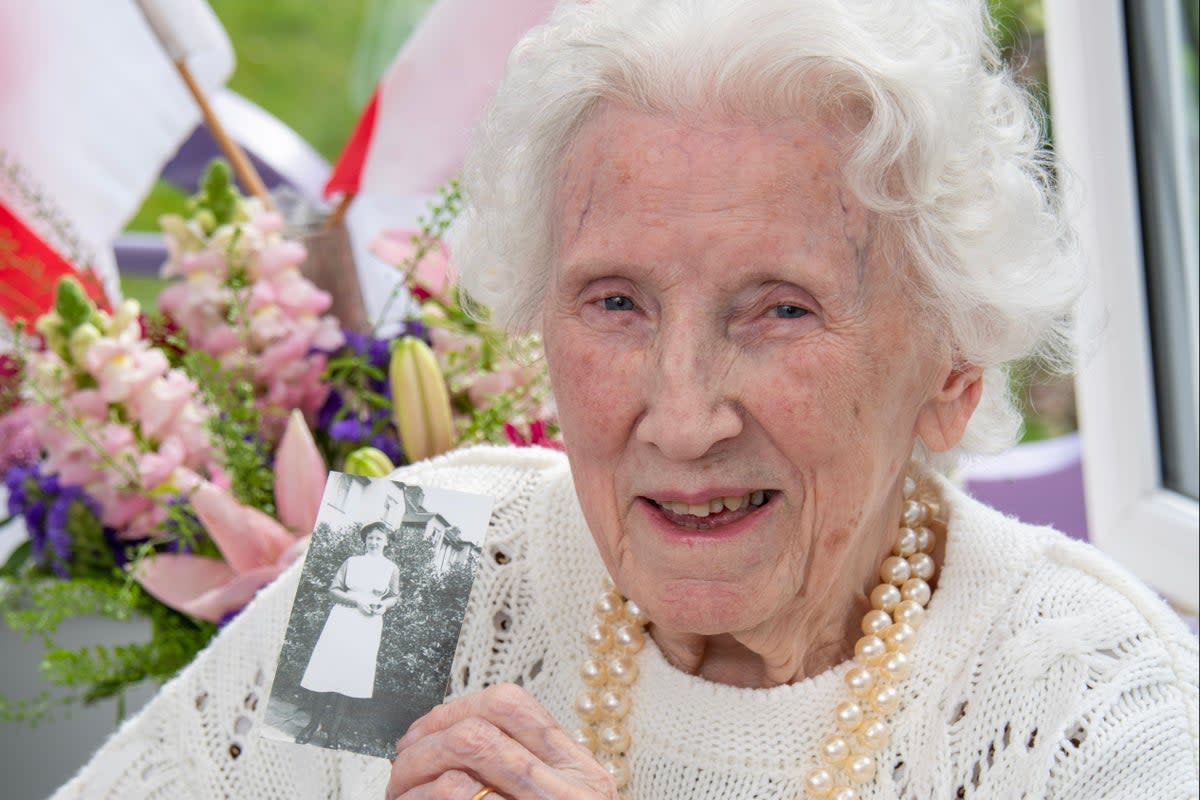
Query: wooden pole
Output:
[[325, 192, 354, 230], [173, 60, 275, 210]]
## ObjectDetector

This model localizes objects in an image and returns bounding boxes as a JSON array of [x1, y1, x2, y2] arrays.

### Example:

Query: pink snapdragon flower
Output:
[[158, 203, 345, 444], [83, 339, 168, 404], [29, 294, 220, 540], [0, 403, 40, 471]]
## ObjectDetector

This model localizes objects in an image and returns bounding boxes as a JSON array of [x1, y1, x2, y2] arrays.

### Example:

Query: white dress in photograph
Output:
[[300, 554, 399, 699]]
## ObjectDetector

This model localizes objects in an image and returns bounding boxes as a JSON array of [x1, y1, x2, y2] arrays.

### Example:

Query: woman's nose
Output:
[[633, 336, 743, 461]]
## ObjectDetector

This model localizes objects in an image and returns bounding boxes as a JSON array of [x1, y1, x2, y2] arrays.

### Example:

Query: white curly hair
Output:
[[449, 0, 1082, 461]]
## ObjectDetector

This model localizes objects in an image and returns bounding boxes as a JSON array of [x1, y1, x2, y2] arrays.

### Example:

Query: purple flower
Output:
[[342, 330, 367, 356], [5, 471, 29, 516], [367, 376, 389, 396], [4, 463, 30, 494], [5, 462, 115, 578], [317, 390, 344, 433], [46, 494, 76, 578], [329, 417, 365, 442], [403, 320, 429, 344], [367, 337, 391, 369], [371, 434, 403, 465], [105, 527, 131, 569], [37, 471, 60, 496], [25, 498, 47, 560]]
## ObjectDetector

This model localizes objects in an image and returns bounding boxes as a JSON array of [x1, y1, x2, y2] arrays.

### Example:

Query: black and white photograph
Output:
[[261, 472, 492, 759]]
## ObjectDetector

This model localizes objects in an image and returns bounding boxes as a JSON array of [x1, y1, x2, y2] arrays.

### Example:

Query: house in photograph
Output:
[[428, 525, 481, 573], [396, 484, 481, 573]]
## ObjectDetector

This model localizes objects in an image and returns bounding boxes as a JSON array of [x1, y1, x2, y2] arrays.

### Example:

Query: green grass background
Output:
[[124, 0, 436, 234], [125, 0, 1044, 234]]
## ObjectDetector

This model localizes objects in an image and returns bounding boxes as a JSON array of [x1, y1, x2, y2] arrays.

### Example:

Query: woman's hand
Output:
[[385, 684, 619, 800], [355, 599, 380, 616]]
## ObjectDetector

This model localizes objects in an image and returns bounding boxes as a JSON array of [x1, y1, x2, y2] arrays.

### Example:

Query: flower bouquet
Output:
[[0, 161, 557, 721]]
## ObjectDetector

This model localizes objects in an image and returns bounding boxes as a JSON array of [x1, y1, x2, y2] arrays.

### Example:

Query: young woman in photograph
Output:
[[296, 521, 401, 747]]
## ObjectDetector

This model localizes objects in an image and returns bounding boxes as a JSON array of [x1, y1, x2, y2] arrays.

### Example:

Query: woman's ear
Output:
[[915, 364, 984, 453]]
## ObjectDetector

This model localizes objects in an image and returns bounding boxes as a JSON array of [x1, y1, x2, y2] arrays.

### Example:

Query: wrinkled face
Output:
[[542, 104, 963, 637]]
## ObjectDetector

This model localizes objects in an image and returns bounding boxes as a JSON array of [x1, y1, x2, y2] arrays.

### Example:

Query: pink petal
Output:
[[103, 492, 155, 533], [189, 481, 297, 573], [273, 272, 331, 316], [274, 409, 328, 535], [310, 319, 345, 352], [156, 282, 189, 320], [0, 405, 40, 470], [80, 338, 122, 375], [255, 330, 309, 378], [200, 325, 241, 356], [132, 553, 236, 617], [256, 240, 307, 278], [467, 368, 519, 407], [179, 250, 228, 278], [131, 372, 196, 441], [369, 228, 417, 264], [65, 389, 108, 419], [137, 437, 185, 488], [253, 210, 285, 234], [246, 281, 277, 314], [122, 504, 170, 541], [183, 564, 286, 622], [414, 240, 452, 297]]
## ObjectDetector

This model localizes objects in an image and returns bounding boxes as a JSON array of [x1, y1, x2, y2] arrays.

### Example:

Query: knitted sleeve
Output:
[[888, 510, 1199, 800], [1038, 540, 1200, 799]]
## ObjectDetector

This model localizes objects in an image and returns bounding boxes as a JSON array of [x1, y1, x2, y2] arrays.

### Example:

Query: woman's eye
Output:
[[771, 304, 809, 319], [600, 295, 637, 312]]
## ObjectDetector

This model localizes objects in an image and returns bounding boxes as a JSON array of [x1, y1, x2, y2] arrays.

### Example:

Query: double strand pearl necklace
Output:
[[573, 474, 944, 799]]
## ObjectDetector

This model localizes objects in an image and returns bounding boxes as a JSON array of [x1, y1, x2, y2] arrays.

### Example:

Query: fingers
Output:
[[390, 716, 585, 799], [386, 768, 508, 800], [387, 684, 616, 800], [398, 684, 594, 769]]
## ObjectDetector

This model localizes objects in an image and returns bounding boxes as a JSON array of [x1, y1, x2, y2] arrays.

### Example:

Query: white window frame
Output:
[[1045, 0, 1199, 614]]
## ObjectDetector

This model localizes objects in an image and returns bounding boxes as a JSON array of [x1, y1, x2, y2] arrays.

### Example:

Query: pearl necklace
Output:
[[573, 474, 944, 799]]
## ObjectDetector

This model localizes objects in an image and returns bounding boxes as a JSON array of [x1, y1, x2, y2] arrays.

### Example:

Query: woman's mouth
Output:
[[646, 491, 774, 530]]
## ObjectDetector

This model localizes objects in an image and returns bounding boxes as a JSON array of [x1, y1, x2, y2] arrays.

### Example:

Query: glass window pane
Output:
[[1125, 0, 1200, 501]]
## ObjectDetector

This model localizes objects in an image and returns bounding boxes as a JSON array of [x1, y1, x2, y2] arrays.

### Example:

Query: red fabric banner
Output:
[[323, 88, 379, 198], [0, 201, 110, 325], [321, 0, 556, 202]]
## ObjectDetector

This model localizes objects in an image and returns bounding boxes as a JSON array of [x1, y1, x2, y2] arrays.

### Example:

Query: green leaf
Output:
[[0, 539, 33, 578]]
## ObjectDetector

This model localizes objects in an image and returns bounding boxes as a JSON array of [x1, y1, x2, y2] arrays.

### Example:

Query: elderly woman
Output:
[[52, 1, 1198, 799]]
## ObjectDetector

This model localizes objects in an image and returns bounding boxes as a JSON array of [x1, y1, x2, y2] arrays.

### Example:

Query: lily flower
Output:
[[274, 409, 327, 535]]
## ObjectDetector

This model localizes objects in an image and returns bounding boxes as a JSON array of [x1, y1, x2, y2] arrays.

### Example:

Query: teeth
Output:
[[658, 492, 768, 518]]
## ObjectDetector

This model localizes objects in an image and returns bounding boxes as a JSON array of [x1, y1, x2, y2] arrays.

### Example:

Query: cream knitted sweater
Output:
[[52, 446, 1199, 799]]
